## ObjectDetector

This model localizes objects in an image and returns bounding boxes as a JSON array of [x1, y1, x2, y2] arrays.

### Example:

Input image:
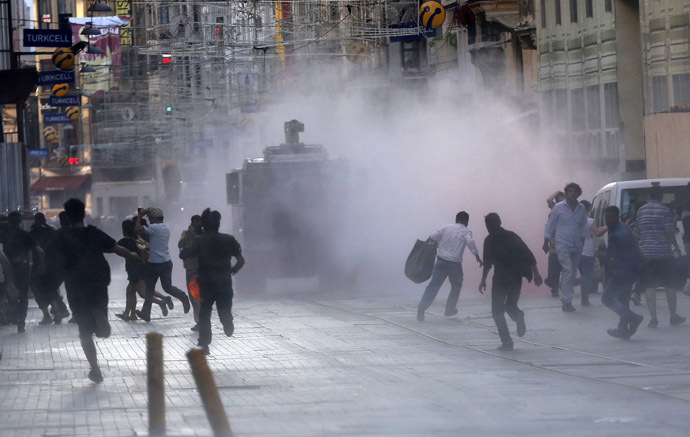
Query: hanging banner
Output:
[[37, 70, 75, 85], [49, 95, 81, 106], [44, 114, 72, 124], [116, 0, 132, 46], [23, 29, 72, 47]]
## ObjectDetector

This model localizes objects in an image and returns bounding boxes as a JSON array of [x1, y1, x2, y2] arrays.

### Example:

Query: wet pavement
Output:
[[2, 277, 690, 436]]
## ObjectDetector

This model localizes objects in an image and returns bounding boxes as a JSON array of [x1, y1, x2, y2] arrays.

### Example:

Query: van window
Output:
[[621, 186, 689, 222], [596, 190, 611, 227], [591, 194, 599, 221]]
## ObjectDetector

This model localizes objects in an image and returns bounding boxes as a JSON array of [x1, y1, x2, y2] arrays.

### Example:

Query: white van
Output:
[[591, 178, 690, 248]]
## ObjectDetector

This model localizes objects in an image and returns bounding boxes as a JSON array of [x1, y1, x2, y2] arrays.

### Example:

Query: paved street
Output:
[[2, 277, 690, 436]]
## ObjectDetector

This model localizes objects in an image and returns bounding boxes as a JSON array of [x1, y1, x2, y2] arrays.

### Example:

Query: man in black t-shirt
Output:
[[480, 213, 543, 351], [53, 199, 140, 383], [180, 208, 244, 355], [0, 211, 44, 333]]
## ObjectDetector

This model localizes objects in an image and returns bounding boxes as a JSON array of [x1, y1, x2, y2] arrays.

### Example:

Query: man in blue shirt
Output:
[[602, 206, 644, 339], [543, 182, 589, 312]]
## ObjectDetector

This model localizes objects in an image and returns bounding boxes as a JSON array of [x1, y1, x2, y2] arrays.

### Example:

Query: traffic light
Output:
[[162, 54, 172, 64], [68, 146, 79, 164], [215, 17, 224, 40], [165, 105, 173, 114]]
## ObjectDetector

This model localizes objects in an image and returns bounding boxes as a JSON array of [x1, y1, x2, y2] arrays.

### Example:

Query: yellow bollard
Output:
[[147, 332, 165, 436], [187, 348, 233, 437]]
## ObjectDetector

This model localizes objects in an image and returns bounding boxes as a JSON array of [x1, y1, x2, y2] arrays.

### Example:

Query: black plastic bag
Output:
[[405, 238, 438, 283]]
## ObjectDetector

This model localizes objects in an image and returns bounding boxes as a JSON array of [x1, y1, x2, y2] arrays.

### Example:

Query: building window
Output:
[[605, 0, 612, 13], [604, 83, 619, 128], [586, 85, 601, 130], [570, 0, 578, 23], [541, 0, 547, 28], [555, 0, 562, 25], [652, 75, 670, 113], [672, 73, 690, 108], [571, 88, 585, 130], [586, 0, 593, 18]]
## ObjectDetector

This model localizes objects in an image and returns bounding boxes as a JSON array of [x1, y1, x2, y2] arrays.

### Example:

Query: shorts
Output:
[[66, 286, 110, 338], [641, 258, 675, 289]]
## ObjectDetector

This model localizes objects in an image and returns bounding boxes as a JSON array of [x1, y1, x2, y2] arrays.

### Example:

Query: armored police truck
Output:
[[226, 120, 351, 292]]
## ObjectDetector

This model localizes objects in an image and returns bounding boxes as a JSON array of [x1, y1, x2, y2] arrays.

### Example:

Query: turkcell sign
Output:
[[28, 149, 50, 158], [44, 114, 71, 124], [49, 95, 80, 107], [23, 29, 72, 47], [37, 70, 75, 85]]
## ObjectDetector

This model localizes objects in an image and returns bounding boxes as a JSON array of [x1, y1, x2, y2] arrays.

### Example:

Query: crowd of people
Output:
[[1, 180, 689, 381], [417, 182, 690, 351], [0, 199, 244, 382]]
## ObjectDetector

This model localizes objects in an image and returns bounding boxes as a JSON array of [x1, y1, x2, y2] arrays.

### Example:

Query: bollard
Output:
[[187, 348, 233, 437], [147, 332, 165, 436]]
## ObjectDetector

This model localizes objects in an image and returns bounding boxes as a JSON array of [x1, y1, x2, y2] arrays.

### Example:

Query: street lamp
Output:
[[81, 24, 101, 36], [88, 2, 112, 13]]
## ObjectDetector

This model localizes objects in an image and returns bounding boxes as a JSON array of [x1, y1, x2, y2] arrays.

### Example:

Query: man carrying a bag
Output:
[[417, 211, 482, 321]]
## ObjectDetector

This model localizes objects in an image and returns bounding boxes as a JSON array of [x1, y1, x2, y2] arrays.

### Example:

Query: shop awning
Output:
[[31, 174, 91, 194]]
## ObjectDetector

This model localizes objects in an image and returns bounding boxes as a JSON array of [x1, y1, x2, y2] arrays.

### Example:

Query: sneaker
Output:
[[115, 313, 129, 322], [496, 343, 514, 351], [88, 368, 103, 384], [607, 328, 628, 339], [39, 314, 53, 325], [135, 310, 151, 323], [191, 324, 199, 332], [551, 290, 560, 298], [670, 314, 687, 327], [417, 309, 424, 322], [648, 318, 658, 328], [516, 311, 526, 338], [627, 314, 644, 338], [181, 295, 191, 314], [562, 302, 576, 312], [581, 300, 591, 307], [53, 313, 64, 324], [200, 345, 210, 355], [164, 296, 174, 310], [158, 301, 168, 317], [444, 308, 458, 317], [223, 320, 234, 337]]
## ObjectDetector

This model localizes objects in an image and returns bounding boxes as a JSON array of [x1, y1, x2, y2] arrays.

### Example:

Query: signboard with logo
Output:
[[28, 149, 50, 158], [49, 95, 81, 107], [44, 114, 72, 124], [23, 29, 72, 47], [37, 70, 75, 85]]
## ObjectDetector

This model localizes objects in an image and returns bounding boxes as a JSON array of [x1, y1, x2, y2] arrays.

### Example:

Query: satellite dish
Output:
[[169, 15, 193, 38]]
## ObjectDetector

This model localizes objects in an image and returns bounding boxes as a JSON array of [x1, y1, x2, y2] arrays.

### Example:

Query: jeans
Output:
[[418, 257, 463, 314], [492, 275, 523, 346], [602, 273, 638, 329], [197, 280, 234, 347], [578, 255, 595, 303], [140, 261, 187, 317], [556, 245, 582, 305]]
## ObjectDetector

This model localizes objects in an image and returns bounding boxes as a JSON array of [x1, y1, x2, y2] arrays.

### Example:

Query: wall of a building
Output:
[[644, 112, 690, 178]]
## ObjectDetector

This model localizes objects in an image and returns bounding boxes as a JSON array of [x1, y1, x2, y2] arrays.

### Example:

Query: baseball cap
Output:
[[147, 207, 164, 219]]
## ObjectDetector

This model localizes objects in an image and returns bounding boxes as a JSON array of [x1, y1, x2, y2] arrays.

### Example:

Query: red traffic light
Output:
[[68, 157, 79, 164], [162, 54, 172, 64]]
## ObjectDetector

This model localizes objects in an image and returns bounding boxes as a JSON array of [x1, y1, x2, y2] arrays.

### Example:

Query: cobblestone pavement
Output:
[[2, 278, 690, 436]]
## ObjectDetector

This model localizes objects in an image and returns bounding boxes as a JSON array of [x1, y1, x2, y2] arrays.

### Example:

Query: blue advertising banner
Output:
[[37, 70, 75, 86], [389, 23, 437, 42], [28, 149, 50, 158], [23, 29, 72, 47], [49, 95, 80, 107], [44, 114, 72, 124]]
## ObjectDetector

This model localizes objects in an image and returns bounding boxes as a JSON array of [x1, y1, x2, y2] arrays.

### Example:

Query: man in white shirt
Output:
[[135, 207, 191, 322], [417, 211, 483, 321]]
